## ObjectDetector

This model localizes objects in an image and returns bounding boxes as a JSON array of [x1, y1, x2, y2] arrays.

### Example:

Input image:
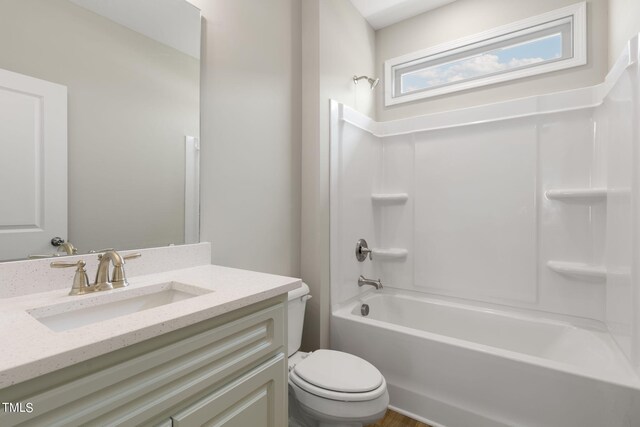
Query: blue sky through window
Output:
[[401, 33, 563, 93]]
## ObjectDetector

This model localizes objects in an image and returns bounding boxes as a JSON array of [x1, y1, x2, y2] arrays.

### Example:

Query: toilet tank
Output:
[[287, 282, 310, 356]]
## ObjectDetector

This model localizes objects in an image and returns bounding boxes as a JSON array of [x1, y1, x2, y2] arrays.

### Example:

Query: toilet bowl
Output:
[[287, 283, 389, 427]]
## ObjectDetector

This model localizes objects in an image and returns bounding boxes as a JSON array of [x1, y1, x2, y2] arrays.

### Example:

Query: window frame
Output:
[[384, 2, 587, 106]]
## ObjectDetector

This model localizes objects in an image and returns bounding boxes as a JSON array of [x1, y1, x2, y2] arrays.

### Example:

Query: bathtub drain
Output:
[[360, 304, 369, 316]]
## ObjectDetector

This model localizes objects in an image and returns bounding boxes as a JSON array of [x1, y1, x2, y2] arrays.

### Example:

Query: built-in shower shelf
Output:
[[371, 193, 409, 204], [545, 188, 607, 202], [547, 261, 606, 281], [372, 248, 408, 260]]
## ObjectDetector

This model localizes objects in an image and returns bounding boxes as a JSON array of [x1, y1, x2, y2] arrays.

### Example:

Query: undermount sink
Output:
[[28, 282, 212, 332]]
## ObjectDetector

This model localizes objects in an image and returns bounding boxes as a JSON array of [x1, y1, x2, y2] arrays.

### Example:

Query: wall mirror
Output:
[[0, 0, 201, 261]]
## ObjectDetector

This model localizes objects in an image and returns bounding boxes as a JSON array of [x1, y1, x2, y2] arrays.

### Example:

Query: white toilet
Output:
[[287, 283, 389, 427]]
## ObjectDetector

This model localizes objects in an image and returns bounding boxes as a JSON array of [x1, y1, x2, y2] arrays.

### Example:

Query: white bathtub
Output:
[[331, 290, 640, 427]]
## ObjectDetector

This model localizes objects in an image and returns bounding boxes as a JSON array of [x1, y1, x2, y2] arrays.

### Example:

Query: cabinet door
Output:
[[171, 354, 286, 427]]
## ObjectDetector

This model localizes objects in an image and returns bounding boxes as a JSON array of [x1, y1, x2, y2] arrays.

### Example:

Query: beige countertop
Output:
[[0, 264, 300, 388]]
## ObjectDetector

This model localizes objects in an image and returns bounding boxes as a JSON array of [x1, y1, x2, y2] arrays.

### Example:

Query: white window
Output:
[[384, 2, 587, 106]]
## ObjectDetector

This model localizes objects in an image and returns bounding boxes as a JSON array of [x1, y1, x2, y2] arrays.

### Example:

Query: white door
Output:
[[0, 68, 67, 260]]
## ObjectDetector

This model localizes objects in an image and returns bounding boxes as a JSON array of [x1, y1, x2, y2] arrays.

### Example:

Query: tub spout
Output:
[[358, 275, 383, 290]]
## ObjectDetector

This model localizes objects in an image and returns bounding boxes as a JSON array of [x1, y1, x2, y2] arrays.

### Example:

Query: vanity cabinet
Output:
[[0, 296, 288, 427]]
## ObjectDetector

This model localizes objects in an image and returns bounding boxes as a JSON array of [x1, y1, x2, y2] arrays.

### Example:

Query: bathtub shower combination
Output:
[[330, 36, 640, 427]]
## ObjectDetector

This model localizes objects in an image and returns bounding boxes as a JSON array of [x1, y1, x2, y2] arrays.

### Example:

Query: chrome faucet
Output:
[[358, 275, 383, 290], [51, 249, 141, 295], [95, 250, 141, 290]]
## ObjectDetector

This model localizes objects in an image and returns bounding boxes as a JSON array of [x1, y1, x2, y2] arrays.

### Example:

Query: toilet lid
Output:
[[293, 350, 383, 393]]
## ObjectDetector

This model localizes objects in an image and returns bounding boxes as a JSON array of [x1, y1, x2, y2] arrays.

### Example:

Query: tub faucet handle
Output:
[[356, 239, 373, 262]]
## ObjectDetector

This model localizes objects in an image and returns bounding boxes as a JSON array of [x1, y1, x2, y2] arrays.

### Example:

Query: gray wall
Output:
[[0, 0, 199, 253], [192, 0, 375, 350], [609, 0, 640, 66], [375, 0, 609, 120], [301, 0, 376, 349], [191, 0, 302, 278]]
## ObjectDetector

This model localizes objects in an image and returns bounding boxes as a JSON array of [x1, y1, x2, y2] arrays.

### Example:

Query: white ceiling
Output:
[[349, 0, 457, 30], [69, 0, 201, 58]]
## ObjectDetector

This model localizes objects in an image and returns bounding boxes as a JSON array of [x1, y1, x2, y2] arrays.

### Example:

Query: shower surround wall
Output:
[[330, 35, 640, 398], [331, 92, 607, 320]]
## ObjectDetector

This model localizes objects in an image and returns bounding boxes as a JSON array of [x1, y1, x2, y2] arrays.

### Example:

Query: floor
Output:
[[366, 409, 432, 427]]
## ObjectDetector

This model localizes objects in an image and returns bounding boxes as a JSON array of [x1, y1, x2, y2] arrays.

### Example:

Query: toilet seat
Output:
[[289, 350, 387, 402]]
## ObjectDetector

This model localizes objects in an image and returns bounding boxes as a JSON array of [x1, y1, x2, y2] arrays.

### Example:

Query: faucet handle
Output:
[[91, 248, 115, 255], [50, 260, 81, 268], [123, 253, 142, 261], [28, 253, 64, 259], [94, 251, 140, 262], [111, 253, 141, 288], [356, 239, 373, 262], [51, 260, 92, 296]]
